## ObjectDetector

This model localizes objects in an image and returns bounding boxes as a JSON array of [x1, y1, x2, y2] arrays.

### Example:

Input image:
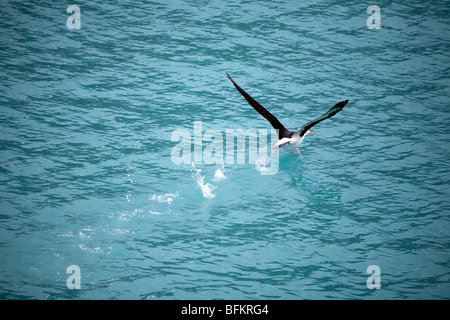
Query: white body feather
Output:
[[271, 131, 309, 149]]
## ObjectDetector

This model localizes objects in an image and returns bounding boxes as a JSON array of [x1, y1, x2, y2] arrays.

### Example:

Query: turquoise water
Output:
[[1, 0, 449, 299]]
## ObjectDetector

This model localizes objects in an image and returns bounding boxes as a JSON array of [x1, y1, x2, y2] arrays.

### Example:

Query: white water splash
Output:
[[148, 210, 164, 215], [191, 162, 216, 199], [213, 166, 227, 181], [149, 192, 179, 205], [255, 154, 270, 173]]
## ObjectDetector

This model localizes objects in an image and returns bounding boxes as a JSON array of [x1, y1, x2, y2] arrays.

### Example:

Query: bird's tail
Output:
[[271, 137, 290, 149]]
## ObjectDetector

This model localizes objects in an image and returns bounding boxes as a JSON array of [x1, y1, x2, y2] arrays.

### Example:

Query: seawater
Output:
[[0, 0, 449, 299]]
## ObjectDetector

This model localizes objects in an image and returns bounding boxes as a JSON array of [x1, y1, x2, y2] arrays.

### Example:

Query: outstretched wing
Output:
[[296, 100, 349, 137], [227, 73, 288, 139]]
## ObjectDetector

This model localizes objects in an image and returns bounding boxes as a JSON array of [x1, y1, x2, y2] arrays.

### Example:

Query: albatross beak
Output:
[[309, 131, 314, 136]]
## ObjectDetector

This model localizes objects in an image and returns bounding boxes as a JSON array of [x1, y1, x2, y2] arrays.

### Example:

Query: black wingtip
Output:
[[337, 99, 349, 109], [226, 72, 237, 85]]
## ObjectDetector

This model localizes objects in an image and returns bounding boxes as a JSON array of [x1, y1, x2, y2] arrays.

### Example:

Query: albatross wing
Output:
[[227, 73, 289, 140], [295, 100, 349, 137]]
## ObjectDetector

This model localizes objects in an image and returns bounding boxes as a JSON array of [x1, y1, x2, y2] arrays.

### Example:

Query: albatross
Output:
[[226, 73, 349, 155]]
